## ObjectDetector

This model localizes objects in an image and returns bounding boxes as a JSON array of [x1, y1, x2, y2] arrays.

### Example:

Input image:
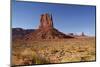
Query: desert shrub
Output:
[[12, 37, 96, 65], [81, 55, 95, 61], [51, 49, 59, 54]]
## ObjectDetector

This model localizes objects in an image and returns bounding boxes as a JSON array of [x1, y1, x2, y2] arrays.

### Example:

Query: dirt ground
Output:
[[12, 37, 96, 66]]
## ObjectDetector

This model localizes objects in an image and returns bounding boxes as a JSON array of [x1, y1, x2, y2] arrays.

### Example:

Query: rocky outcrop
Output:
[[12, 13, 74, 41], [81, 32, 85, 36], [39, 13, 53, 30], [23, 13, 74, 41], [12, 28, 35, 40]]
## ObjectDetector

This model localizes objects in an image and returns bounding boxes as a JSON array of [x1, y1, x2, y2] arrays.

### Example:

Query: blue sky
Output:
[[12, 0, 96, 36]]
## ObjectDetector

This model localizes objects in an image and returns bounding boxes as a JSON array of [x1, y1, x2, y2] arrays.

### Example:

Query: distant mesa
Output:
[[12, 28, 35, 40], [12, 13, 75, 41], [81, 32, 86, 36]]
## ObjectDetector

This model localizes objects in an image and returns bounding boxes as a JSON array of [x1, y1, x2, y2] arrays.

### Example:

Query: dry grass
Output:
[[12, 37, 96, 66]]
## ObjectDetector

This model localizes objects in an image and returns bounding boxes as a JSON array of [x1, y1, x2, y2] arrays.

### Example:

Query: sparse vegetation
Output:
[[12, 37, 96, 66]]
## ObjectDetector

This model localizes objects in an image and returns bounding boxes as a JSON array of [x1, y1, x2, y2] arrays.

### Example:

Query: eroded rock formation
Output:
[[23, 13, 74, 41], [39, 13, 53, 30], [12, 13, 74, 41]]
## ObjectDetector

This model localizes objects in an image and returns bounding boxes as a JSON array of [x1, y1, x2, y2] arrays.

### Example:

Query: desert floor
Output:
[[12, 37, 96, 66]]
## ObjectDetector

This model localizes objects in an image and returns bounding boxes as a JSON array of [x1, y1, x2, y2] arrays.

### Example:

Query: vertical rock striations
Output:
[[23, 13, 74, 41], [12, 13, 74, 41], [39, 13, 53, 30]]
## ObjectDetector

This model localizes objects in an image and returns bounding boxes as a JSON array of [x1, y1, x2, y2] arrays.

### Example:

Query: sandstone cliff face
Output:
[[12, 13, 74, 41], [23, 13, 74, 41], [39, 13, 53, 30]]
